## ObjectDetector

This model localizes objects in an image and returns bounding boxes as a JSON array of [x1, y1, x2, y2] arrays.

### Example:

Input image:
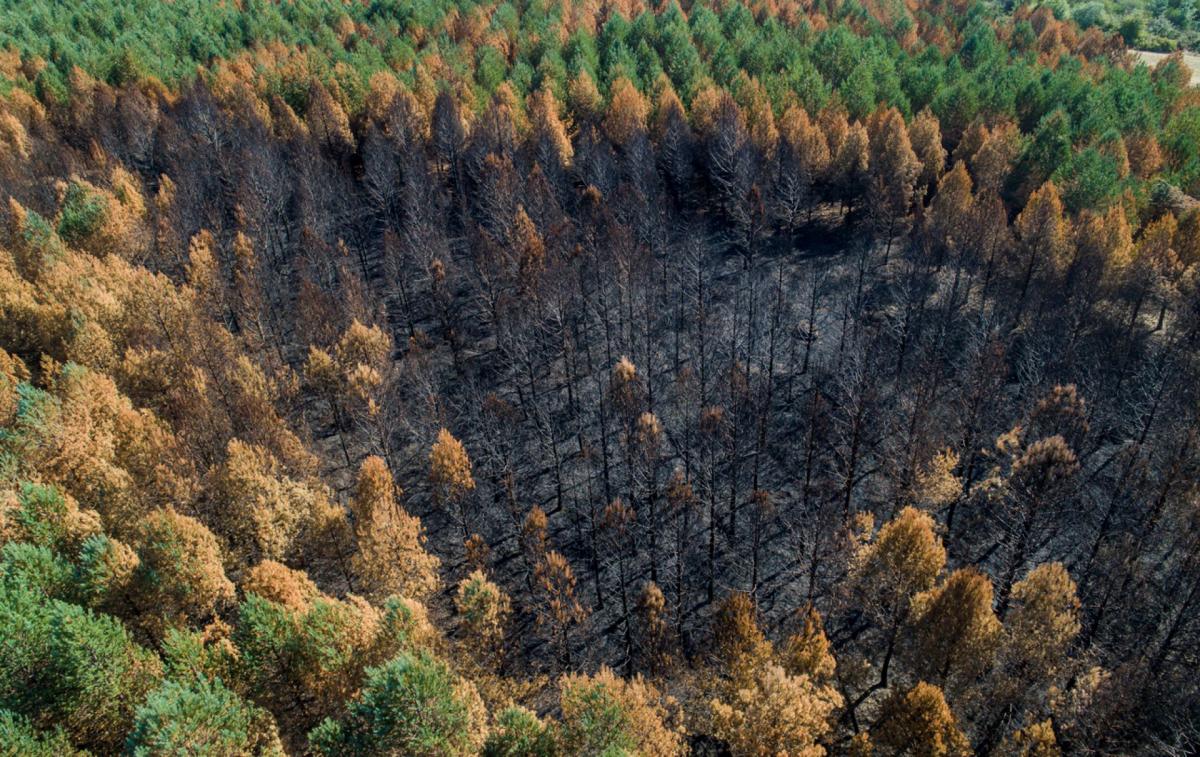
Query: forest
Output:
[[0, 0, 1199, 753]]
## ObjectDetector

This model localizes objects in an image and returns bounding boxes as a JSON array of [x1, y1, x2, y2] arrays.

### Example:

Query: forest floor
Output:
[[308, 204, 878, 674], [1134, 49, 1200, 82]]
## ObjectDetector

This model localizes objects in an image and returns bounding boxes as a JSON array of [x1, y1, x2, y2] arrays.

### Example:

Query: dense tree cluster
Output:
[[1059, 0, 1200, 52], [2, 0, 1200, 753]]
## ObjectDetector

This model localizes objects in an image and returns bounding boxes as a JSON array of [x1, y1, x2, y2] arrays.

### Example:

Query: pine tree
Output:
[[231, 231, 276, 360], [663, 469, 697, 637], [868, 108, 921, 258], [910, 109, 947, 196], [126, 675, 284, 756], [703, 92, 754, 233], [710, 662, 841, 757], [1131, 213, 1183, 330], [302, 495, 356, 590], [914, 449, 962, 510], [600, 497, 637, 661], [711, 592, 773, 691], [0, 348, 27, 429], [429, 428, 477, 541], [363, 70, 401, 126], [76, 534, 139, 612], [567, 70, 603, 125], [557, 667, 684, 757], [741, 76, 778, 158], [831, 120, 870, 216], [1010, 110, 1071, 204], [464, 533, 491, 575], [604, 76, 648, 146], [521, 504, 550, 566], [533, 550, 588, 667], [634, 581, 673, 674], [1172, 207, 1200, 268], [909, 567, 1002, 687], [925, 161, 974, 260], [971, 122, 1024, 195], [304, 347, 343, 439], [350, 456, 440, 602], [0, 582, 163, 752], [308, 651, 487, 756], [610, 355, 645, 417], [872, 682, 971, 757], [304, 320, 392, 465], [1002, 563, 1080, 682], [234, 591, 388, 735], [432, 89, 466, 177], [306, 81, 355, 154], [483, 707, 556, 757], [455, 569, 512, 672], [781, 604, 837, 684], [29, 364, 188, 540], [1074, 203, 1134, 284], [207, 439, 320, 562], [1012, 181, 1070, 319], [1003, 719, 1061, 756], [845, 507, 946, 717], [635, 411, 664, 582], [1127, 133, 1163, 179], [130, 507, 235, 638], [513, 205, 546, 295], [992, 436, 1079, 615], [774, 105, 829, 232], [0, 711, 85, 757], [529, 84, 573, 168], [653, 77, 695, 195], [851, 507, 946, 622], [242, 559, 322, 611]]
